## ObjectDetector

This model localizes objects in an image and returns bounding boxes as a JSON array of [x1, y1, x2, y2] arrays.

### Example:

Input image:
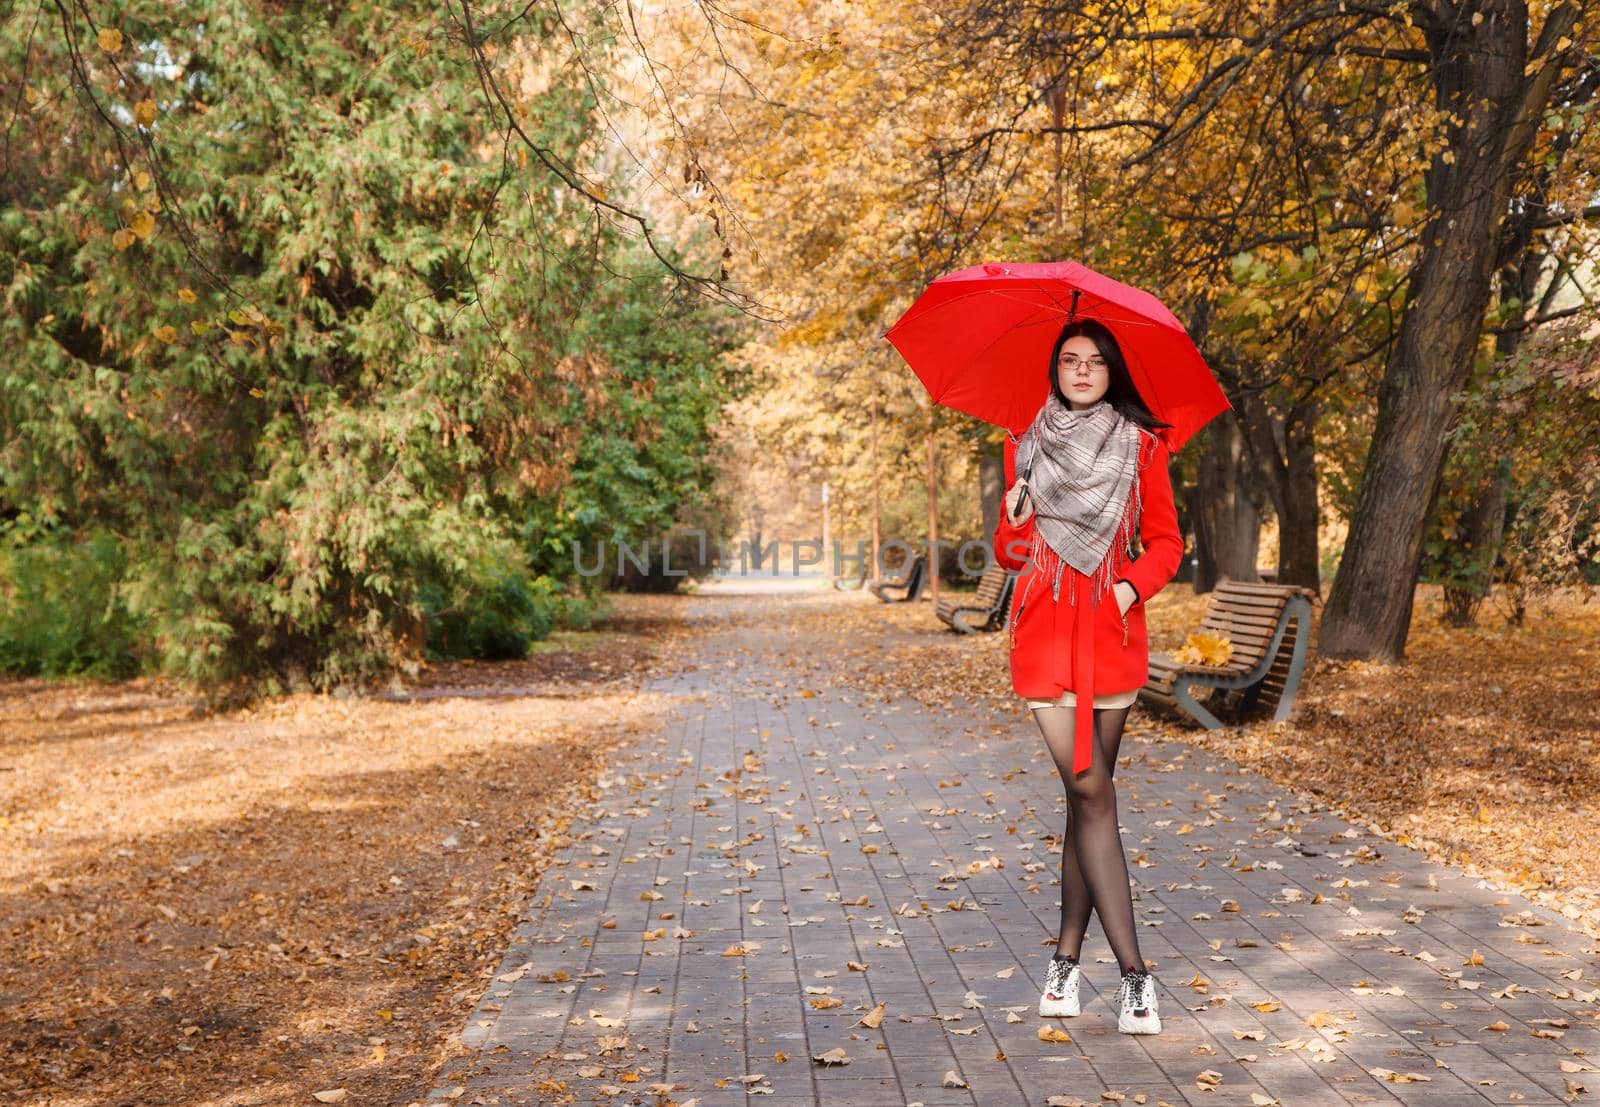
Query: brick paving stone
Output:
[[429, 583, 1599, 1106]]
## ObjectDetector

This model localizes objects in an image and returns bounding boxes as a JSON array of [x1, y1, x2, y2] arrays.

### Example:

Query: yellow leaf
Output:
[[153, 324, 177, 343], [130, 210, 155, 239], [190, 320, 211, 334], [112, 228, 137, 250], [1036, 1025, 1072, 1042], [311, 1092, 346, 1104], [134, 98, 157, 126], [178, 287, 196, 303], [249, 387, 266, 398], [133, 169, 151, 191], [97, 27, 123, 53], [1176, 631, 1233, 667]]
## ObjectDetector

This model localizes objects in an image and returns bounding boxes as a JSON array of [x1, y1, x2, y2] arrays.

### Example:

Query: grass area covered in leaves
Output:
[[0, 598, 689, 1106]]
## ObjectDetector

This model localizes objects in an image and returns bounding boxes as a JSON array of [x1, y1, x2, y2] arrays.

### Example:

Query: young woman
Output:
[[992, 318, 1183, 1035]]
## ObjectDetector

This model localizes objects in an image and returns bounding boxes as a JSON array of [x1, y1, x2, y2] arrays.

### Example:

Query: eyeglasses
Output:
[[1057, 353, 1108, 374]]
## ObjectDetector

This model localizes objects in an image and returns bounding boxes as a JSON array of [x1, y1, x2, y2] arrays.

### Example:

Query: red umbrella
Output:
[[884, 260, 1230, 452]]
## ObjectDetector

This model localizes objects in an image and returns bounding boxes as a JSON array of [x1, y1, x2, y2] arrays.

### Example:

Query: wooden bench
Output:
[[868, 553, 927, 603], [831, 564, 868, 590], [1138, 580, 1317, 729], [935, 563, 1014, 634]]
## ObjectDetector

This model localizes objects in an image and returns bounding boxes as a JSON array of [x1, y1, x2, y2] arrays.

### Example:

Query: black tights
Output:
[[1032, 704, 1144, 974]]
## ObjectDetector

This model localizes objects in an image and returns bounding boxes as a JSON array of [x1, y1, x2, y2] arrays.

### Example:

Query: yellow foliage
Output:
[[1175, 632, 1233, 667], [97, 27, 123, 53], [134, 99, 157, 126]]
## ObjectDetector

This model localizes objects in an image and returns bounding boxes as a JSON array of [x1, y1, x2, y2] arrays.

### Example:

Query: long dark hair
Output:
[[1048, 319, 1172, 434]]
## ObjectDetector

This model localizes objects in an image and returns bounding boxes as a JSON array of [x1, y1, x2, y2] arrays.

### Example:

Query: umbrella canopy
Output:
[[885, 260, 1230, 452]]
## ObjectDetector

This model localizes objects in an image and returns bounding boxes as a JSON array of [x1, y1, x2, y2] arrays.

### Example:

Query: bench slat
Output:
[[1201, 607, 1289, 628]]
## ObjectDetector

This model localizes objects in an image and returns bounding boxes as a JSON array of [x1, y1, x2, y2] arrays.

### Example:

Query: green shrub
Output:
[[0, 531, 144, 679]]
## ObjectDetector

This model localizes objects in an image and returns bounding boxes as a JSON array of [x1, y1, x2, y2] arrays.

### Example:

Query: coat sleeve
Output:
[[1116, 435, 1184, 604], [993, 434, 1033, 572]]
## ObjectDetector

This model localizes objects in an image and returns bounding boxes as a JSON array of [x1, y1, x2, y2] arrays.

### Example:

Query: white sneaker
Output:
[[1038, 955, 1082, 1017], [1116, 969, 1161, 1034]]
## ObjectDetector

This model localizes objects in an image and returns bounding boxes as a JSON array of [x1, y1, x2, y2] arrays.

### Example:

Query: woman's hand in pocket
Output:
[[1113, 580, 1138, 617]]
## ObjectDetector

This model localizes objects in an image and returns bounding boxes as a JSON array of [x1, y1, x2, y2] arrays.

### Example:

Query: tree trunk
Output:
[[871, 397, 882, 576], [1317, 0, 1575, 661], [1239, 392, 1321, 591], [980, 440, 1003, 550], [1192, 410, 1260, 592], [1280, 401, 1321, 590], [1443, 463, 1510, 625]]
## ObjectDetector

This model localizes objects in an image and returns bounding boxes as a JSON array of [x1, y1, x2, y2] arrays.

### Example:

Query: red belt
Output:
[[1071, 569, 1095, 776]]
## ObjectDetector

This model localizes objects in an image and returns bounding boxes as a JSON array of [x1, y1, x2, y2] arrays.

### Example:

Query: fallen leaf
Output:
[[1370, 1067, 1431, 1084]]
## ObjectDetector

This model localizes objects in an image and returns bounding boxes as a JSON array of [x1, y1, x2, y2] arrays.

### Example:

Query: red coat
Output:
[[992, 429, 1184, 775]]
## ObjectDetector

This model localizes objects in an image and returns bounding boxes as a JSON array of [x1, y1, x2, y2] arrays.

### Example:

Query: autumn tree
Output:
[[0, 1, 746, 693]]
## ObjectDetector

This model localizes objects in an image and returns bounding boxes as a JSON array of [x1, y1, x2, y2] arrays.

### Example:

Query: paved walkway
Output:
[[429, 583, 1600, 1106]]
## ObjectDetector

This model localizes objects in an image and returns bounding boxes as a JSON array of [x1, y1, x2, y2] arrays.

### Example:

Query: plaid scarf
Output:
[[1014, 393, 1143, 607]]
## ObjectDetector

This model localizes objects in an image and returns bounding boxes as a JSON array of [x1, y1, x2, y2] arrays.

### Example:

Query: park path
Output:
[[427, 578, 1598, 1106]]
